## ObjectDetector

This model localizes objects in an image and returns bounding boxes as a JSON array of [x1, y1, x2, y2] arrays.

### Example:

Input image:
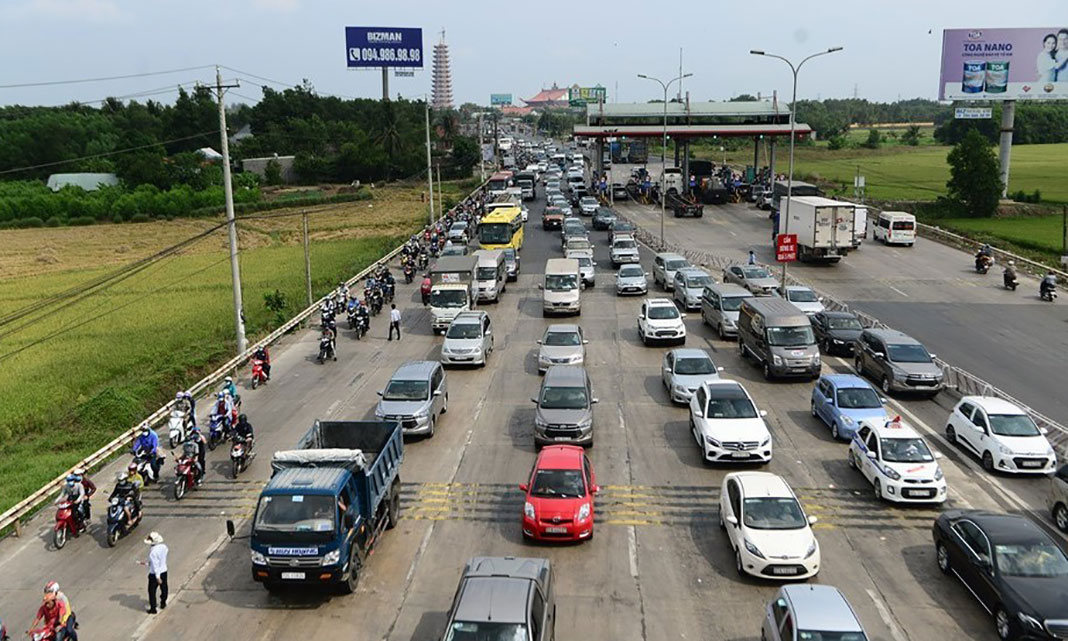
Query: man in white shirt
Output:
[[141, 532, 168, 614], [388, 304, 402, 341]]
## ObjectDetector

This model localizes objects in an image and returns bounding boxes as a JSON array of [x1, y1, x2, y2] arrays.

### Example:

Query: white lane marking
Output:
[[0, 534, 37, 572], [866, 588, 908, 641], [404, 525, 435, 587], [728, 230, 737, 237], [887, 284, 909, 297], [627, 525, 639, 578], [327, 399, 341, 416], [617, 404, 626, 431]]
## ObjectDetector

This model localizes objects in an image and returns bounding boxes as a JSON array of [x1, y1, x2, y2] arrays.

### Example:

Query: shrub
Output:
[[16, 216, 45, 227], [45, 216, 64, 227], [69, 216, 95, 226], [130, 213, 151, 223]]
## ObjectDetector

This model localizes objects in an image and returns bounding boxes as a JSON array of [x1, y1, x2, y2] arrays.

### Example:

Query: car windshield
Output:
[[544, 331, 581, 346], [540, 385, 588, 409], [619, 266, 644, 278], [647, 305, 679, 320], [431, 289, 467, 308], [797, 633, 867, 641], [988, 414, 1042, 437], [704, 386, 758, 419], [577, 257, 593, 268], [996, 542, 1068, 577], [789, 289, 820, 302], [614, 240, 637, 250], [581, 198, 598, 205], [446, 324, 481, 339], [881, 437, 934, 463], [666, 260, 689, 271], [675, 357, 715, 375], [476, 267, 497, 280], [451, 223, 467, 231], [685, 275, 712, 288], [742, 497, 807, 529], [382, 379, 429, 401], [828, 316, 863, 330], [531, 469, 586, 498], [545, 274, 578, 291], [613, 223, 634, 232], [442, 247, 467, 256], [502, 249, 516, 260], [478, 223, 512, 244], [444, 622, 528, 641], [742, 266, 771, 279], [766, 326, 815, 347], [886, 343, 931, 363], [720, 295, 747, 312], [254, 494, 335, 533], [836, 387, 882, 409]]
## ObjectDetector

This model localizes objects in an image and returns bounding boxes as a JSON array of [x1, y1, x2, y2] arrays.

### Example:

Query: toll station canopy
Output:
[[573, 101, 812, 139]]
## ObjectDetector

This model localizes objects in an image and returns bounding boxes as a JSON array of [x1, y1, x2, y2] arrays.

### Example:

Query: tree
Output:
[[864, 129, 882, 149], [901, 125, 922, 146], [449, 136, 479, 178], [945, 128, 1002, 218], [729, 94, 759, 102], [264, 159, 283, 186]]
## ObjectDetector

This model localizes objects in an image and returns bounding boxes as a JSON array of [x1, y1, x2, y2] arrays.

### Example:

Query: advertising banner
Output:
[[345, 27, 423, 68], [568, 86, 607, 106], [939, 28, 1068, 100], [775, 234, 798, 263], [954, 107, 993, 119], [490, 94, 512, 106]]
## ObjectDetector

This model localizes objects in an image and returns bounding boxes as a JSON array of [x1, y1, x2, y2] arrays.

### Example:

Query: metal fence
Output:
[[0, 182, 486, 537]]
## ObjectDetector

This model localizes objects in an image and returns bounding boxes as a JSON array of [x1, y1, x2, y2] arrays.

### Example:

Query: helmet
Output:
[[217, 392, 225, 399], [238, 413, 247, 423], [118, 472, 129, 482], [224, 376, 233, 383], [139, 421, 150, 433], [66, 474, 79, 484], [176, 391, 184, 400], [44, 581, 59, 594], [73, 467, 85, 476], [1008, 260, 1015, 266]]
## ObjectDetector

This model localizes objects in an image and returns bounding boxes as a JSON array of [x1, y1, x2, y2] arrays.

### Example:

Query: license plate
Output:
[[1021, 460, 1043, 468], [281, 572, 305, 580], [904, 490, 931, 498], [771, 567, 796, 575], [731, 452, 750, 459], [545, 526, 568, 534], [555, 436, 573, 441]]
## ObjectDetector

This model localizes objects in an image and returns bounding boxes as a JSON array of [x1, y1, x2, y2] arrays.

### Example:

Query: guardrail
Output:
[[0, 182, 487, 537], [619, 210, 1068, 455]]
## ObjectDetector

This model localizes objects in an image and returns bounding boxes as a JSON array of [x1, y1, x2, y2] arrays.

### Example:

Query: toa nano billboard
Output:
[[939, 28, 1068, 100], [346, 27, 423, 68]]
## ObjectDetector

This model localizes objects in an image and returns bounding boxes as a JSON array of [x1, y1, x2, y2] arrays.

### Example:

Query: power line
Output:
[[0, 65, 215, 89], [0, 130, 218, 176]]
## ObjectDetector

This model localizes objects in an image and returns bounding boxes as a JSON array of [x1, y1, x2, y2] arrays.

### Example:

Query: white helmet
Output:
[[224, 376, 233, 383]]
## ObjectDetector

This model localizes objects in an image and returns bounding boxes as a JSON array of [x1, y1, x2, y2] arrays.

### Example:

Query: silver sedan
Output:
[[616, 264, 648, 296]]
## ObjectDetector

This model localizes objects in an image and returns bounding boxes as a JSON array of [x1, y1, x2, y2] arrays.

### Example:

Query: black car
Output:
[[592, 207, 618, 231], [810, 311, 864, 356], [933, 510, 1068, 641]]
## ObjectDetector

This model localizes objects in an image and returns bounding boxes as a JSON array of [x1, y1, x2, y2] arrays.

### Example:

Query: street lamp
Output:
[[750, 47, 842, 284], [638, 72, 692, 248]]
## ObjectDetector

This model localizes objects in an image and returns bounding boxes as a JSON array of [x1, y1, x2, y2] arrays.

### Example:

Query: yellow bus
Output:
[[478, 206, 524, 251]]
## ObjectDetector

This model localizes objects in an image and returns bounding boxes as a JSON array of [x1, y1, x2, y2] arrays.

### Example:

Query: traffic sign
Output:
[[776, 233, 798, 262]]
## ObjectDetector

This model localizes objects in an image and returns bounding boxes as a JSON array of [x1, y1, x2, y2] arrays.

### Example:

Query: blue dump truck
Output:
[[228, 420, 403, 594]]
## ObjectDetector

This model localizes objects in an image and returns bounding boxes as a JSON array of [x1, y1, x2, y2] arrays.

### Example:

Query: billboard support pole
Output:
[[382, 67, 389, 101], [998, 100, 1015, 198]]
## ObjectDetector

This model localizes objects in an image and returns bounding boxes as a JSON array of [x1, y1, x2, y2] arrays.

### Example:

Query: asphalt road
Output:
[[0, 188, 1063, 641], [609, 163, 1068, 428]]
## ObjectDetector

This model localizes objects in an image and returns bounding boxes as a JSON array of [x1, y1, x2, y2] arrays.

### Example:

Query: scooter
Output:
[[317, 336, 336, 364], [1003, 271, 1018, 291], [207, 413, 227, 451], [131, 448, 157, 485], [1041, 283, 1058, 302], [53, 500, 85, 549], [229, 435, 255, 479], [975, 254, 993, 274], [26, 626, 54, 641], [106, 496, 141, 547], [250, 358, 268, 390], [167, 407, 190, 449], [353, 314, 368, 340], [173, 444, 201, 500]]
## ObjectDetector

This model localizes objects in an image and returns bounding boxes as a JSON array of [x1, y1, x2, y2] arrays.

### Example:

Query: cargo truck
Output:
[[235, 420, 403, 594], [783, 196, 857, 263], [429, 255, 478, 333]]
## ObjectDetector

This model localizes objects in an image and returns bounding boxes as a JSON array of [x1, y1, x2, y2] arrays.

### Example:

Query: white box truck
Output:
[[784, 196, 857, 263]]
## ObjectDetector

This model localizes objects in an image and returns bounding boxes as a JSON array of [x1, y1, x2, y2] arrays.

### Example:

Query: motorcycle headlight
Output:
[[804, 540, 818, 559], [934, 466, 944, 481], [322, 549, 341, 565], [524, 501, 536, 520], [883, 467, 902, 481], [577, 503, 591, 522], [772, 355, 783, 366], [744, 539, 765, 559], [250, 550, 266, 565]]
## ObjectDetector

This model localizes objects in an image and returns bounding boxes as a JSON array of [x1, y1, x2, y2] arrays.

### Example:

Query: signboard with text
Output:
[[490, 93, 512, 105], [954, 107, 993, 119], [345, 26, 423, 68], [776, 234, 798, 263], [939, 28, 1068, 100], [568, 86, 607, 106]]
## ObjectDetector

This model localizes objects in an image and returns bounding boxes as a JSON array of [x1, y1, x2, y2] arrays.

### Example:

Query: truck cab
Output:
[[429, 255, 479, 333]]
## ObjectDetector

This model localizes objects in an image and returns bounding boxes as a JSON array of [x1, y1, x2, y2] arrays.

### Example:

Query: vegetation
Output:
[[944, 129, 1002, 218], [936, 215, 1067, 256]]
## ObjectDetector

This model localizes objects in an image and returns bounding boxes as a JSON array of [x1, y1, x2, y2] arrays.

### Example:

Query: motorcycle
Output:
[[1041, 283, 1058, 302], [173, 443, 201, 500], [353, 314, 368, 340], [26, 627, 54, 641], [167, 407, 190, 449], [131, 448, 157, 485], [404, 264, 415, 284], [106, 495, 141, 547], [975, 254, 993, 274], [207, 413, 227, 451], [53, 499, 84, 549], [1003, 271, 1018, 291], [250, 358, 268, 390], [317, 336, 336, 364], [229, 435, 254, 479]]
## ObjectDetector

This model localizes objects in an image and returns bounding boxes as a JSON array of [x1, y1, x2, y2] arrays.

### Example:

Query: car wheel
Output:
[[810, 401, 818, 418], [854, 356, 864, 375], [881, 377, 891, 394], [848, 450, 857, 469], [441, 393, 448, 413], [1054, 503, 1068, 532], [762, 361, 773, 381], [982, 451, 994, 472], [822, 338, 832, 354], [735, 550, 746, 577], [945, 424, 957, 444], [718, 509, 725, 530], [831, 422, 841, 441], [936, 542, 951, 574], [873, 479, 882, 501], [995, 607, 1013, 641], [718, 323, 727, 339], [427, 415, 436, 438]]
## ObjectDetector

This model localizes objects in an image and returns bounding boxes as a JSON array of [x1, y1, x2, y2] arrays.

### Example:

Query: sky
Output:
[[0, 0, 1065, 109]]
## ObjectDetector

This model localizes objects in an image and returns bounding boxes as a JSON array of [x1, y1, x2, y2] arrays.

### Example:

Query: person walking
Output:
[[140, 532, 168, 614], [748, 250, 757, 265], [388, 303, 402, 341]]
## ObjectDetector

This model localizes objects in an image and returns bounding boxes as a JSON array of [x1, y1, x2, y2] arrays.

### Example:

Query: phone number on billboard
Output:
[[351, 47, 421, 63]]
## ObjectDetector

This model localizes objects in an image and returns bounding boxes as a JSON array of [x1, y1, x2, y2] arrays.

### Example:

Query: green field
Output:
[[0, 187, 440, 514], [937, 215, 1067, 255]]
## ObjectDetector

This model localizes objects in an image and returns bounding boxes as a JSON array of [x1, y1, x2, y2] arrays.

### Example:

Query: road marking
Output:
[[887, 284, 909, 297], [627, 525, 640, 578], [327, 399, 340, 415], [617, 404, 626, 431], [866, 588, 909, 641]]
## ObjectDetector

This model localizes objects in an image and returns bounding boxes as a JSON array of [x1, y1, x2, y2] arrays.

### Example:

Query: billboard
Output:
[[345, 27, 423, 68], [939, 28, 1068, 100], [954, 107, 993, 119], [568, 86, 607, 106], [490, 93, 512, 105]]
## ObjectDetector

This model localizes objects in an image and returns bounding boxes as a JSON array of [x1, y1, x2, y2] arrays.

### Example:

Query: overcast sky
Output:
[[0, 0, 1064, 108]]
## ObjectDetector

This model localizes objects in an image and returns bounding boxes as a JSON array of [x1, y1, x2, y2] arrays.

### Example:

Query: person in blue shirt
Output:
[[132, 423, 162, 482]]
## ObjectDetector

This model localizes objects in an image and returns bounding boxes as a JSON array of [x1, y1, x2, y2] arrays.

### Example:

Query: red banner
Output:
[[776, 233, 798, 262]]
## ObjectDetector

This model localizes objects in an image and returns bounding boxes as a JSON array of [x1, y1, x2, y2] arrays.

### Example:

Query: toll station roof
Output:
[[573, 123, 812, 139], [577, 100, 810, 139], [585, 101, 790, 120]]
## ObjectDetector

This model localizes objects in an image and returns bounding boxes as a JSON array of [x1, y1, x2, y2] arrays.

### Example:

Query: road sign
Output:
[[776, 233, 798, 262], [568, 86, 606, 106], [345, 27, 423, 69], [954, 107, 992, 119], [490, 93, 512, 106]]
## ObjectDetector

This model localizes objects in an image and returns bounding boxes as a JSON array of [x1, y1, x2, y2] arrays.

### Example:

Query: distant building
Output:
[[46, 173, 120, 192], [522, 83, 570, 109], [431, 30, 454, 110], [500, 105, 535, 117], [241, 155, 296, 184], [196, 147, 223, 161]]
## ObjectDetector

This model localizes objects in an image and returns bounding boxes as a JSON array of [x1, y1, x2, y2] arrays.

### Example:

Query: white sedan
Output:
[[848, 418, 947, 503], [720, 472, 820, 579], [688, 380, 771, 464]]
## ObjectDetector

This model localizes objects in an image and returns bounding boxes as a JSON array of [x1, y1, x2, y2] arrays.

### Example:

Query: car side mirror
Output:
[[880, 397, 888, 404], [591, 398, 599, 404], [725, 515, 738, 526], [693, 407, 704, 418], [592, 485, 601, 494], [663, 366, 671, 373], [433, 390, 442, 397], [536, 339, 542, 345], [582, 339, 589, 345], [538, 284, 544, 290], [807, 515, 819, 525], [226, 519, 236, 538], [759, 410, 768, 417], [376, 390, 384, 397], [680, 313, 688, 319], [976, 554, 992, 570], [929, 353, 937, 360], [1040, 427, 1049, 435], [519, 483, 529, 492], [717, 366, 725, 371], [866, 451, 877, 460], [531, 397, 539, 403], [874, 352, 885, 358], [934, 451, 943, 459], [485, 329, 492, 336]]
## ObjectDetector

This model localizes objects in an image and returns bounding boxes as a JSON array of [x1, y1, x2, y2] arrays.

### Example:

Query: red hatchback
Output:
[[521, 445, 598, 542]]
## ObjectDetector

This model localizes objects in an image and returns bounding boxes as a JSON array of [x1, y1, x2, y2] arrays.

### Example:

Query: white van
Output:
[[542, 258, 582, 316], [473, 249, 506, 302], [873, 211, 916, 246]]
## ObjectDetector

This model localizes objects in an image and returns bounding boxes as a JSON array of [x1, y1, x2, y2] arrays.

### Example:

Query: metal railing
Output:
[[0, 182, 487, 537]]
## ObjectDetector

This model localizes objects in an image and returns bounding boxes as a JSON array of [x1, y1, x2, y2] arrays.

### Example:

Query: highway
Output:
[[0, 187, 1063, 641], [610, 163, 1068, 429]]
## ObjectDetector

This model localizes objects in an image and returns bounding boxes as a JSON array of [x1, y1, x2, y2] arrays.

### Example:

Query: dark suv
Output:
[[442, 557, 555, 641], [854, 328, 944, 397]]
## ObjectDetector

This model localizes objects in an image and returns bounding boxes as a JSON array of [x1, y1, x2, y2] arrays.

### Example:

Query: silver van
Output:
[[443, 557, 555, 641], [652, 252, 691, 291], [541, 258, 582, 316], [737, 298, 821, 380], [473, 249, 506, 302], [533, 366, 598, 447], [701, 283, 752, 340], [374, 360, 448, 437]]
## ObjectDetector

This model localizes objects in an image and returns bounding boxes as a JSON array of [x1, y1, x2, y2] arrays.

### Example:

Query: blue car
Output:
[[810, 374, 889, 440]]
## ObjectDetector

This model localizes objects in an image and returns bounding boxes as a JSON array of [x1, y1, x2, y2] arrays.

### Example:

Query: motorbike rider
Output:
[[132, 423, 162, 482], [73, 468, 95, 520], [175, 391, 196, 427], [1003, 260, 1018, 286], [336, 281, 349, 303], [1041, 271, 1058, 296], [233, 413, 255, 454], [252, 345, 271, 381], [222, 376, 240, 408], [212, 391, 235, 430], [320, 327, 336, 359], [183, 426, 207, 484], [31, 582, 77, 641], [109, 468, 142, 528], [55, 475, 87, 533]]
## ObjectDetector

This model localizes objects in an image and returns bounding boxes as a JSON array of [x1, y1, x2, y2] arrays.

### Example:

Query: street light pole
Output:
[[638, 72, 692, 248], [750, 47, 842, 285]]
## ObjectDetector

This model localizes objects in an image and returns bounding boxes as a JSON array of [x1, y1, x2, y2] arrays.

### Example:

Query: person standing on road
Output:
[[140, 532, 168, 614], [748, 250, 757, 265], [388, 304, 402, 341]]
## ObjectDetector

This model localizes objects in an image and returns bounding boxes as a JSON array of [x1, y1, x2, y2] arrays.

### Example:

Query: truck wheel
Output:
[[387, 482, 401, 529], [339, 549, 361, 595]]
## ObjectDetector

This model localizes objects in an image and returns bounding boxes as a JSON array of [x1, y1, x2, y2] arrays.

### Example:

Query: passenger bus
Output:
[[487, 171, 513, 197], [478, 207, 524, 251]]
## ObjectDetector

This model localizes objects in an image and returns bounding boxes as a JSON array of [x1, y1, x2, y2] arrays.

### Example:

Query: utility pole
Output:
[[477, 112, 486, 182], [638, 72, 692, 248], [302, 211, 312, 307], [436, 162, 443, 217], [424, 97, 435, 225], [382, 68, 389, 102], [215, 66, 246, 354]]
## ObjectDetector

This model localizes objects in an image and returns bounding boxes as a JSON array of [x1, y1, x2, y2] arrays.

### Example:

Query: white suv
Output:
[[719, 472, 819, 579], [945, 396, 1057, 474], [848, 418, 947, 503], [689, 380, 772, 464], [637, 298, 686, 345]]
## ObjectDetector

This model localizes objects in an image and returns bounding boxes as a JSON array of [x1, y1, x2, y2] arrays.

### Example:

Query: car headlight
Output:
[[760, 437, 771, 447], [804, 540, 818, 559], [842, 415, 855, 425], [811, 354, 822, 364], [1046, 446, 1056, 456], [577, 417, 592, 430], [832, 338, 843, 344], [322, 549, 341, 565], [705, 436, 722, 447], [374, 408, 385, 419], [524, 501, 536, 520], [413, 407, 430, 419], [673, 384, 688, 394], [724, 319, 735, 327], [1018, 613, 1043, 631], [577, 503, 591, 522], [535, 417, 548, 429], [744, 539, 765, 559], [934, 466, 944, 481], [883, 467, 902, 481], [772, 355, 783, 366], [250, 550, 266, 565], [997, 442, 1013, 455]]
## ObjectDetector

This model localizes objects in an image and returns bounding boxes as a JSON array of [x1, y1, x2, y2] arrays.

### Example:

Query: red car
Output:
[[520, 445, 598, 542]]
